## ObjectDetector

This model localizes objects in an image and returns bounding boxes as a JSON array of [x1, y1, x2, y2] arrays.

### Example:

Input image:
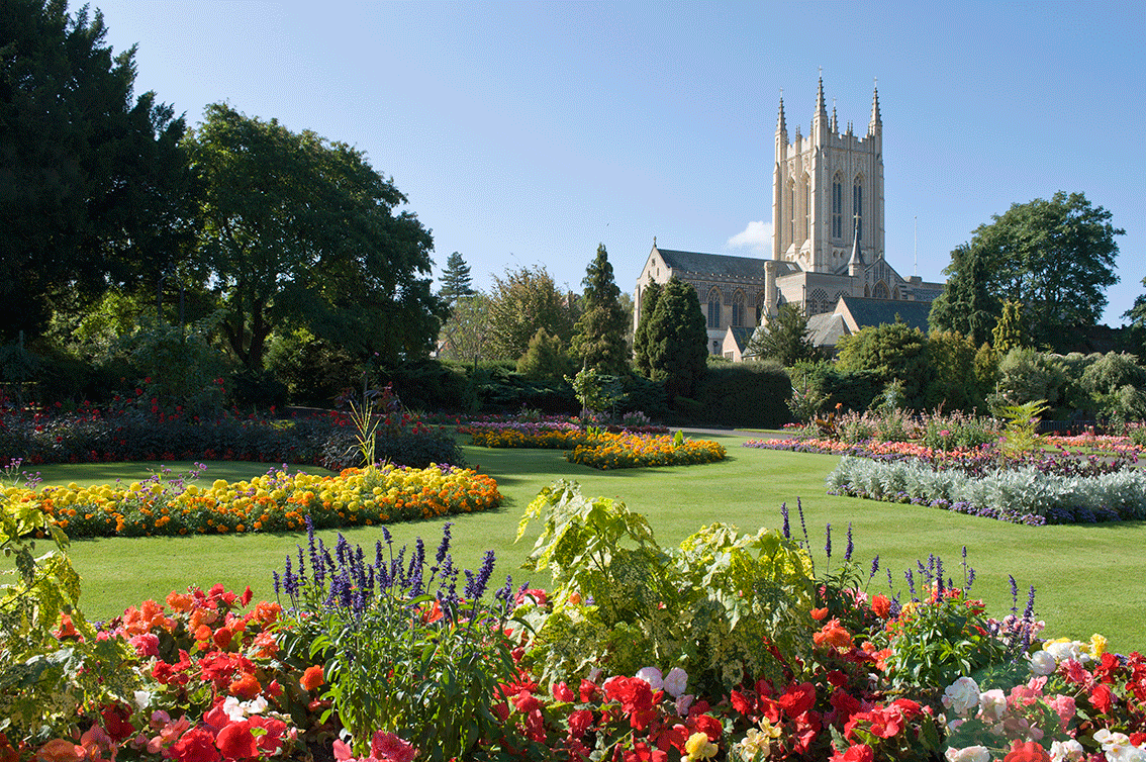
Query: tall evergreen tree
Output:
[[438, 251, 475, 307], [1, 0, 197, 339], [992, 300, 1027, 353], [571, 244, 630, 375], [747, 303, 819, 367], [645, 276, 708, 400], [632, 278, 662, 377]]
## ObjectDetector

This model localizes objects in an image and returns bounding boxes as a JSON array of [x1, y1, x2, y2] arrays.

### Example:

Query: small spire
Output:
[[777, 91, 787, 135], [815, 73, 828, 122], [848, 215, 864, 268], [653, 236, 657, 247], [831, 98, 838, 134], [869, 78, 882, 133]]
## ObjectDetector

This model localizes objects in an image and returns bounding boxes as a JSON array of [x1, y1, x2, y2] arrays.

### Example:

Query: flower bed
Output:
[[13, 464, 501, 538], [467, 426, 726, 469], [826, 456, 1146, 525], [5, 483, 1144, 762], [566, 432, 726, 469]]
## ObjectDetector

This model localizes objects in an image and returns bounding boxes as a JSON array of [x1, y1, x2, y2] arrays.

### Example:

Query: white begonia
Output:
[[1044, 640, 1085, 663], [134, 690, 152, 712], [1027, 650, 1058, 676], [1096, 730, 1146, 762], [663, 667, 688, 699], [977, 689, 1007, 722], [942, 677, 981, 715], [945, 746, 991, 762], [1049, 739, 1085, 762], [635, 667, 664, 691]]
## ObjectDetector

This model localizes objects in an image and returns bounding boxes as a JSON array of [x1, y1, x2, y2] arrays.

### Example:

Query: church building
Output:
[[635, 79, 945, 357]]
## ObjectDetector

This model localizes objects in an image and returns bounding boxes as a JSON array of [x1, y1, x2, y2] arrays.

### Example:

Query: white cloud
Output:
[[726, 220, 771, 255]]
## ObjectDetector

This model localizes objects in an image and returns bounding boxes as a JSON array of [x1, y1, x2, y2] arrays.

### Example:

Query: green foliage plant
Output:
[[632, 277, 662, 377], [565, 367, 624, 420], [988, 348, 1068, 415], [991, 299, 1028, 354], [997, 399, 1049, 458], [836, 321, 930, 408], [747, 303, 819, 367], [277, 523, 518, 762], [514, 480, 815, 697], [1, 492, 134, 743], [1080, 352, 1146, 424]]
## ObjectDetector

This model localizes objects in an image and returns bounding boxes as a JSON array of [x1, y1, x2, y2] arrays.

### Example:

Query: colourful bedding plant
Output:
[[9, 463, 501, 539], [5, 483, 1144, 762], [466, 427, 726, 469]]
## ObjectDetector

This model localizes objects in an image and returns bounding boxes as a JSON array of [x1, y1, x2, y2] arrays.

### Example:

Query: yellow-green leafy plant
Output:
[[997, 399, 1048, 458], [514, 480, 815, 697], [1, 492, 134, 744]]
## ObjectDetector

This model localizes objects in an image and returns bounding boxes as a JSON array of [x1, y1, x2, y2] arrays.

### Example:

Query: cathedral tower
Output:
[[772, 78, 884, 274]]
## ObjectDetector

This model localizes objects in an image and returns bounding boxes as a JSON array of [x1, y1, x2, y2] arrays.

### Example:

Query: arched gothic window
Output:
[[853, 176, 863, 242], [788, 180, 797, 246], [832, 174, 843, 239], [707, 288, 722, 328], [873, 281, 889, 300], [731, 291, 746, 327]]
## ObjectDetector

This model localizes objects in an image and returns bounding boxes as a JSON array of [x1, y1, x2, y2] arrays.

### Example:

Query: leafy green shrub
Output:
[[1079, 352, 1146, 423], [988, 347, 1068, 415], [321, 428, 465, 470], [514, 481, 815, 697], [836, 322, 931, 408], [383, 359, 477, 414], [2, 493, 135, 742], [789, 360, 883, 414], [919, 411, 999, 451]]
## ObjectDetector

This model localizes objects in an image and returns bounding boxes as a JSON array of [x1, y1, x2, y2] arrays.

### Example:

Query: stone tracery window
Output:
[[707, 288, 722, 328], [853, 176, 864, 243], [731, 291, 746, 327]]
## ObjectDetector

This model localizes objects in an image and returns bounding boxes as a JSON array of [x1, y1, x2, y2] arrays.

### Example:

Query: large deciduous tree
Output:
[[836, 320, 930, 409], [486, 265, 578, 361], [1124, 276, 1146, 360], [747, 303, 819, 367], [438, 293, 492, 369], [1, 0, 197, 340], [929, 192, 1123, 351], [644, 276, 708, 401], [571, 244, 630, 375], [188, 103, 442, 369]]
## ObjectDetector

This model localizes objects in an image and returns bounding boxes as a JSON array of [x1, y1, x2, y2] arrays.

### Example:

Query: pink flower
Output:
[[129, 633, 160, 658], [370, 731, 417, 762]]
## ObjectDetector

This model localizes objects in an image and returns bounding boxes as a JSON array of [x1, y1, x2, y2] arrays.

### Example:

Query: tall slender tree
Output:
[[633, 278, 662, 376], [645, 276, 708, 400], [571, 244, 630, 375], [438, 252, 475, 307], [747, 303, 819, 366]]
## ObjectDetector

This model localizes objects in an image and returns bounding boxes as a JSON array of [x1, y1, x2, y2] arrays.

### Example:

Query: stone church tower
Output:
[[771, 77, 884, 272], [636, 78, 945, 355]]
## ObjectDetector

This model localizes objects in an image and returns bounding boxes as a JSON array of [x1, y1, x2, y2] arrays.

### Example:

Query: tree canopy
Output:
[[836, 321, 930, 408], [571, 244, 630, 375], [188, 103, 442, 369], [486, 265, 578, 361], [1, 0, 196, 340], [929, 192, 1123, 350]]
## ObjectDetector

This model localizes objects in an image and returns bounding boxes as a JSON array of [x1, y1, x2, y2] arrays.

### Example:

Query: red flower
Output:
[[169, 728, 221, 762], [1003, 741, 1051, 762], [579, 679, 599, 703], [831, 744, 875, 762], [871, 595, 891, 618], [811, 607, 829, 621], [568, 709, 594, 738], [1090, 683, 1113, 714], [777, 682, 816, 718], [553, 682, 575, 702], [688, 713, 722, 743], [216, 721, 258, 759]]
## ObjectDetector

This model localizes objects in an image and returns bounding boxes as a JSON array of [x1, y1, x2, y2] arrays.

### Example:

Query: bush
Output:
[[229, 368, 289, 410], [789, 360, 884, 414], [988, 347, 1069, 415]]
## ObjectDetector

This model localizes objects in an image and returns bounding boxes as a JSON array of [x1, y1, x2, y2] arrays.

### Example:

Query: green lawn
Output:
[[29, 431, 1146, 651]]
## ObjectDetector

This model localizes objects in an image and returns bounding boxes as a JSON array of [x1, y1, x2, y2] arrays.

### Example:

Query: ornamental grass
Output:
[[12, 464, 501, 538]]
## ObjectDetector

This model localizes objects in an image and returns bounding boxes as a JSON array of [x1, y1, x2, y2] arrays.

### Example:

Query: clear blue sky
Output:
[[93, 0, 1144, 326]]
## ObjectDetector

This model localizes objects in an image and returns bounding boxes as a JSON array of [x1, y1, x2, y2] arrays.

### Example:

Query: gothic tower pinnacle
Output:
[[868, 80, 882, 136]]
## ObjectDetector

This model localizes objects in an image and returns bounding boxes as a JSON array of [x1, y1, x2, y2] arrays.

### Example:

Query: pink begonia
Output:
[[129, 632, 160, 658], [977, 689, 1007, 722], [332, 732, 417, 762], [1046, 694, 1076, 731]]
